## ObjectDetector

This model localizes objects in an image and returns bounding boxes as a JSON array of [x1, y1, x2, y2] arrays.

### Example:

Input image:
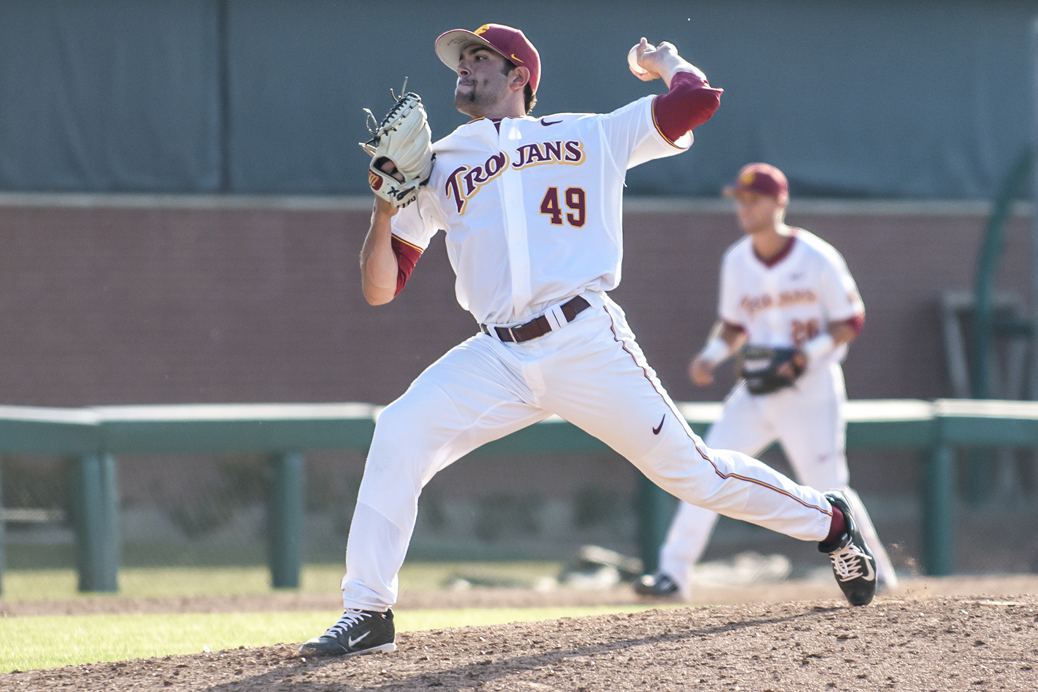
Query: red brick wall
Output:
[[0, 198, 1025, 407]]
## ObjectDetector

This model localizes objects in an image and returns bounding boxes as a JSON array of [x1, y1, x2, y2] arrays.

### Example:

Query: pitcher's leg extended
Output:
[[647, 386, 775, 599], [542, 301, 833, 545], [541, 298, 876, 606], [301, 336, 547, 657]]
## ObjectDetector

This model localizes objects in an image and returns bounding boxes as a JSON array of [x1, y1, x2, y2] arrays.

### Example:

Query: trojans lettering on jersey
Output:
[[444, 139, 586, 214], [740, 289, 820, 319], [445, 152, 509, 214], [512, 140, 584, 168]]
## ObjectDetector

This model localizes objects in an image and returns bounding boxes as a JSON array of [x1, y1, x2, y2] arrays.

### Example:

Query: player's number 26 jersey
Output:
[[718, 229, 864, 366]]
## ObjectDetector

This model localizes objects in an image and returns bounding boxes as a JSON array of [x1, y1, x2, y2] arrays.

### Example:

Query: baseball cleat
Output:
[[298, 608, 397, 657], [632, 571, 680, 599], [819, 491, 877, 607]]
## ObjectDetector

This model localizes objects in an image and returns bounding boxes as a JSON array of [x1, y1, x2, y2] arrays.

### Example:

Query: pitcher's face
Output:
[[454, 45, 513, 118]]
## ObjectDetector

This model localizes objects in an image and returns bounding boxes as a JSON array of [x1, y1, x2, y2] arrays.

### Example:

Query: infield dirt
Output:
[[3, 578, 1037, 691]]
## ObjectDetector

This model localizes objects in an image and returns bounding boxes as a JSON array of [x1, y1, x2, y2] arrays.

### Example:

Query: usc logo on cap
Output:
[[474, 25, 490, 35], [739, 171, 757, 186]]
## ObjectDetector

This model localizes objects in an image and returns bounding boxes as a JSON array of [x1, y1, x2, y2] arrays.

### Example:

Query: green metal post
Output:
[[972, 148, 1033, 402], [969, 149, 1033, 505], [966, 449, 991, 505], [268, 452, 305, 589], [922, 445, 956, 576], [69, 454, 120, 592], [636, 471, 676, 574]]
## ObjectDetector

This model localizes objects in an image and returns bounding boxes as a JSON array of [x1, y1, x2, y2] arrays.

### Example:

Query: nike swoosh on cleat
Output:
[[862, 557, 876, 582], [653, 415, 665, 435], [348, 631, 371, 648], [540, 118, 562, 126]]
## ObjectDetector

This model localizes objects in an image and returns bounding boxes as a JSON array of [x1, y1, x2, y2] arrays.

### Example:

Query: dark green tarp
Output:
[[0, 0, 1033, 198]]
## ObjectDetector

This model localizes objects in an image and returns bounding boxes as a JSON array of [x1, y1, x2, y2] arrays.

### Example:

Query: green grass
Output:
[[0, 561, 661, 673], [0, 605, 672, 673], [0, 561, 566, 601]]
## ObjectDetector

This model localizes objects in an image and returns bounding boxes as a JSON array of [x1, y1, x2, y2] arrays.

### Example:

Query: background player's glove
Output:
[[360, 90, 435, 209], [738, 345, 806, 395]]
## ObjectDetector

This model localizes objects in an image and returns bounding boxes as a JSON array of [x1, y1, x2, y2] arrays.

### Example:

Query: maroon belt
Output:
[[481, 296, 591, 343]]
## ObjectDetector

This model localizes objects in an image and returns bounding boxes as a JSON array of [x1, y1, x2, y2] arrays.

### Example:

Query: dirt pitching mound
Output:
[[5, 593, 1037, 691]]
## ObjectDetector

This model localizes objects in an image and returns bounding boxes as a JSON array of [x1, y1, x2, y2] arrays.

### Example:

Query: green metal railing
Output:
[[0, 398, 1030, 594], [971, 147, 1034, 402], [968, 147, 1034, 506]]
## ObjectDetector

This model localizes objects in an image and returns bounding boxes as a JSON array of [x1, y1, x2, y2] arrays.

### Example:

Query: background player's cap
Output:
[[435, 24, 541, 94], [723, 163, 789, 199]]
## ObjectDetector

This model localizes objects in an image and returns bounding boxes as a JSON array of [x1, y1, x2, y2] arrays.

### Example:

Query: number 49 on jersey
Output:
[[540, 187, 586, 227]]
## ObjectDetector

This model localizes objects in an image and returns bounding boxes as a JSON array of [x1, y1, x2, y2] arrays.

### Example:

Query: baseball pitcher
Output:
[[300, 26, 878, 659], [635, 163, 898, 601]]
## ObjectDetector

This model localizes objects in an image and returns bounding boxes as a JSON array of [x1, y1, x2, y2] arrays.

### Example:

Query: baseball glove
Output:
[[359, 88, 435, 209], [738, 345, 806, 395]]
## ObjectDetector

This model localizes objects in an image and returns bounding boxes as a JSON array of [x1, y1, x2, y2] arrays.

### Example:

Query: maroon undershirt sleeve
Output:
[[652, 71, 724, 143], [843, 313, 865, 337], [391, 236, 423, 296]]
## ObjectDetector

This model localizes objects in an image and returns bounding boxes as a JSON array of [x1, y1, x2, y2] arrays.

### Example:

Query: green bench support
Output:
[[917, 399, 1038, 576], [923, 444, 956, 576], [268, 452, 305, 589], [68, 454, 120, 592], [0, 407, 104, 592], [91, 404, 376, 593], [0, 404, 375, 594]]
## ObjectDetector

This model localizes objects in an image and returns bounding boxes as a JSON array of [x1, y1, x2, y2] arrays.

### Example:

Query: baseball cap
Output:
[[434, 24, 541, 93], [723, 163, 789, 199]]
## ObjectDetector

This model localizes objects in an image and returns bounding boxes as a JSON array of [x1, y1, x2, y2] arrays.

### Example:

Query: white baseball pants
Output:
[[340, 292, 835, 611], [658, 362, 897, 598]]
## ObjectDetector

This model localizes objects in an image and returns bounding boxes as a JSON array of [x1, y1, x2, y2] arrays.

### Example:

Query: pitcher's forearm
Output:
[[655, 52, 706, 88], [360, 200, 400, 306]]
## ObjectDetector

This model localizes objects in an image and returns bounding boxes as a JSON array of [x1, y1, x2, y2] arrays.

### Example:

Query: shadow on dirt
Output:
[[200, 606, 839, 691]]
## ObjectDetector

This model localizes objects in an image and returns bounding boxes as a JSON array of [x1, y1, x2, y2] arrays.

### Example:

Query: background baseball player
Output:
[[635, 163, 898, 601], [300, 25, 878, 658]]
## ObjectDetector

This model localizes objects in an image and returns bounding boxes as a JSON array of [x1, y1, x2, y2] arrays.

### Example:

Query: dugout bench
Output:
[[0, 398, 1027, 594]]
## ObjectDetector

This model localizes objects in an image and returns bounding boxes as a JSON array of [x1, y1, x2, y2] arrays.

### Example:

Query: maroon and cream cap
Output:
[[434, 23, 541, 93], [723, 163, 789, 199]]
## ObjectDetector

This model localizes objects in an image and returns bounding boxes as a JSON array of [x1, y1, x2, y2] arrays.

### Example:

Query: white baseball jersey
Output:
[[719, 228, 864, 369], [390, 96, 690, 326]]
